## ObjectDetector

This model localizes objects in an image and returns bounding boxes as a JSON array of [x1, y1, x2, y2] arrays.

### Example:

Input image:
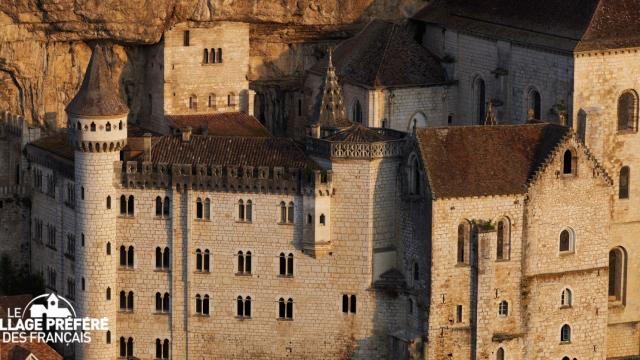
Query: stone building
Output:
[[2, 1, 640, 359], [145, 21, 255, 133]]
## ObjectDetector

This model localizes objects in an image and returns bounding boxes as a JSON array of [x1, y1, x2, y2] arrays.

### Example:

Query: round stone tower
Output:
[[66, 44, 128, 360]]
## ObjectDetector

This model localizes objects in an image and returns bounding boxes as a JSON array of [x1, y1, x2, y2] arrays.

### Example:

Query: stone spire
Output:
[[65, 44, 129, 117], [315, 48, 351, 129]]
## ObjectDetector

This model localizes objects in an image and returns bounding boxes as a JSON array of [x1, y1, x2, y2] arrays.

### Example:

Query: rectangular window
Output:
[[456, 305, 463, 323], [183, 30, 190, 46]]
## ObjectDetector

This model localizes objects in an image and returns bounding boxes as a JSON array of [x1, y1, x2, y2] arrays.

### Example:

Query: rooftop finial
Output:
[[328, 47, 334, 69]]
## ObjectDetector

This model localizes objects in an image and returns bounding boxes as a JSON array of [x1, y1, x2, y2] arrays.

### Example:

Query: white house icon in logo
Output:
[[29, 294, 73, 318]]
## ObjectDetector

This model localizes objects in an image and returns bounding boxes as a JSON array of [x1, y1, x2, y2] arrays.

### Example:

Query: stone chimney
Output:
[[143, 133, 152, 162], [182, 127, 192, 142]]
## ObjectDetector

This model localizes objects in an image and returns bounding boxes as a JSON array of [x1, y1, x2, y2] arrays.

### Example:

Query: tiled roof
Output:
[[416, 123, 571, 198], [309, 19, 447, 88], [65, 45, 129, 117], [29, 133, 74, 161], [166, 112, 271, 137], [324, 124, 403, 143], [143, 135, 309, 168], [576, 0, 640, 51], [0, 341, 63, 360], [412, 0, 599, 52]]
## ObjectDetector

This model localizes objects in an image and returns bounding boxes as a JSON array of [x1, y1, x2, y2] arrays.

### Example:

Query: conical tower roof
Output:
[[65, 44, 129, 117], [314, 49, 352, 129]]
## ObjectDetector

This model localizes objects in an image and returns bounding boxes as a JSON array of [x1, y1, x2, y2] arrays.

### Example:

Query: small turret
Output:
[[67, 44, 129, 152], [308, 48, 352, 138]]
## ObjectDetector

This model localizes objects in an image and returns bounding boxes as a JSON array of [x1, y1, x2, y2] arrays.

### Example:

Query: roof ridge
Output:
[[373, 23, 397, 87]]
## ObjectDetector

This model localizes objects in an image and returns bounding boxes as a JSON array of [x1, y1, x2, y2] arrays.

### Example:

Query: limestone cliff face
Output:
[[0, 0, 427, 131]]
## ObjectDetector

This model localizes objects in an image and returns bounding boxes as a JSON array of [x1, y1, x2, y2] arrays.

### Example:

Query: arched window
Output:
[[307, 214, 312, 224], [163, 339, 169, 359], [156, 196, 162, 217], [195, 294, 202, 314], [279, 253, 294, 276], [120, 246, 126, 266], [119, 291, 126, 310], [496, 218, 510, 260], [619, 166, 630, 199], [203, 294, 210, 315], [106, 122, 111, 131], [106, 330, 111, 344], [208, 93, 216, 108], [287, 202, 294, 223], [279, 253, 286, 275], [280, 201, 287, 223], [496, 347, 504, 360], [127, 246, 135, 267], [350, 295, 357, 313], [127, 195, 134, 216], [90, 122, 96, 132], [155, 292, 162, 312], [498, 300, 508, 316], [120, 195, 126, 215], [156, 247, 162, 269], [106, 242, 111, 255], [561, 288, 572, 307], [127, 291, 134, 310], [559, 229, 574, 253], [246, 251, 252, 273], [457, 222, 470, 264], [189, 95, 197, 110], [246, 200, 252, 222], [563, 149, 576, 175], [237, 251, 244, 273], [203, 48, 209, 64], [409, 155, 421, 195], [528, 88, 541, 120], [287, 253, 293, 276], [342, 294, 349, 313], [163, 247, 170, 269], [163, 293, 170, 312], [106, 287, 111, 300], [204, 198, 210, 220], [319, 214, 326, 225], [352, 99, 363, 123], [408, 298, 414, 314], [196, 249, 203, 271], [286, 298, 293, 319], [106, 195, 111, 210], [618, 90, 638, 132], [560, 324, 571, 342], [118, 121, 123, 130], [474, 77, 486, 124], [409, 112, 427, 131], [217, 48, 223, 63], [238, 200, 245, 221], [237, 296, 251, 317], [196, 198, 203, 219], [278, 298, 286, 318], [609, 247, 626, 302], [119, 337, 126, 357], [127, 337, 133, 357], [204, 249, 210, 272]]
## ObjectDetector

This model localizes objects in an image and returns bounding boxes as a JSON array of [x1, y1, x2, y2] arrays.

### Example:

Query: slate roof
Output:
[[576, 0, 640, 51], [416, 123, 571, 198], [309, 19, 447, 88], [143, 135, 309, 168], [324, 124, 404, 143], [65, 44, 129, 117], [166, 113, 271, 137], [412, 0, 599, 52]]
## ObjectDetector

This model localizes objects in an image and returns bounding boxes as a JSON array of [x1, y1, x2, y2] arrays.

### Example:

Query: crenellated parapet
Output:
[[306, 127, 406, 160], [116, 161, 307, 195], [0, 111, 26, 138]]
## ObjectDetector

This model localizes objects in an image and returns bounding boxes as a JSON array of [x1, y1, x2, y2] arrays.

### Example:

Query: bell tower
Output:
[[66, 44, 128, 360]]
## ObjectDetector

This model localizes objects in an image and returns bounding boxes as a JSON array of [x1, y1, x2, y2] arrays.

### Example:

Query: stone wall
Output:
[[0, 190, 30, 269], [422, 25, 574, 125], [573, 47, 640, 358]]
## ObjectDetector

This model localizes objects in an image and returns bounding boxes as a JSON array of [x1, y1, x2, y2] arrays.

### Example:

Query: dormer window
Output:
[[562, 149, 576, 175]]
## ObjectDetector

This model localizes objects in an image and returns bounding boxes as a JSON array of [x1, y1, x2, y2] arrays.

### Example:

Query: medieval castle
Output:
[[0, 0, 638, 359]]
